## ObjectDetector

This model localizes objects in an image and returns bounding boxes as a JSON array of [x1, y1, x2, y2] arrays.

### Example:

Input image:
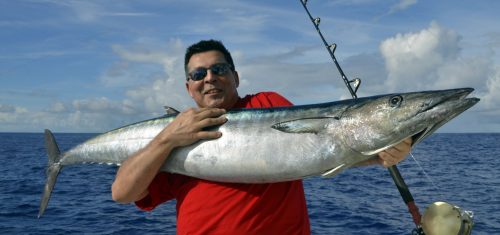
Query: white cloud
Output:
[[434, 56, 493, 89], [480, 64, 500, 113], [0, 99, 135, 132], [372, 0, 418, 20], [72, 97, 125, 113], [0, 103, 45, 131], [0, 104, 16, 113], [111, 38, 193, 115], [378, 20, 500, 114], [0, 104, 27, 125], [0, 50, 70, 60], [378, 21, 500, 129], [0, 38, 190, 132], [50, 102, 67, 113], [65, 1, 102, 22], [41, 0, 156, 23], [388, 0, 418, 15], [380, 22, 464, 91]]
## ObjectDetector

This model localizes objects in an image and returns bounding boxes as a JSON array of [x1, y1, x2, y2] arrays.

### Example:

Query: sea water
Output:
[[0, 133, 498, 234]]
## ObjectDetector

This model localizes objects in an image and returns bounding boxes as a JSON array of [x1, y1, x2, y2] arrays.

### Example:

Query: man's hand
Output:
[[157, 107, 227, 148], [111, 107, 227, 203], [377, 137, 413, 167]]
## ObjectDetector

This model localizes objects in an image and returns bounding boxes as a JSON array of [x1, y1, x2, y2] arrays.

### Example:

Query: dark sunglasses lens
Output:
[[211, 64, 230, 75], [188, 64, 230, 81], [190, 69, 207, 81]]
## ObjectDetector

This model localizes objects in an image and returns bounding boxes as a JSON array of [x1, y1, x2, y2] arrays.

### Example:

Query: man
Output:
[[111, 39, 412, 234]]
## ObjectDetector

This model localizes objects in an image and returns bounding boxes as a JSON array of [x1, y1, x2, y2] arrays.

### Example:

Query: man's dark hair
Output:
[[184, 39, 235, 74]]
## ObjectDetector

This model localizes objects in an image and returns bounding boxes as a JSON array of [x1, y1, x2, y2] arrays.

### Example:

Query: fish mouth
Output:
[[410, 88, 479, 146]]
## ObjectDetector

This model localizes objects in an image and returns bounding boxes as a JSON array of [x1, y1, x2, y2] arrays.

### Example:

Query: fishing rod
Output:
[[299, 2, 474, 234], [298, 1, 424, 234]]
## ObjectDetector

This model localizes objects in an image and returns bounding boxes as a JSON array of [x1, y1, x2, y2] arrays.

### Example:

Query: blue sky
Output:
[[1, 0, 499, 132]]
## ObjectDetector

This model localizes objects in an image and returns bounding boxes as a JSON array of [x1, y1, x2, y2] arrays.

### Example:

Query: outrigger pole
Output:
[[299, 1, 424, 234]]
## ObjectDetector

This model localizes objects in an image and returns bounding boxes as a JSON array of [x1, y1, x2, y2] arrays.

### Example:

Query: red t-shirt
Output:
[[136, 92, 311, 235]]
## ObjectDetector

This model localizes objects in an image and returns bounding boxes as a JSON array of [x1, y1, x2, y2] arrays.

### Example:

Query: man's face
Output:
[[186, 50, 239, 109]]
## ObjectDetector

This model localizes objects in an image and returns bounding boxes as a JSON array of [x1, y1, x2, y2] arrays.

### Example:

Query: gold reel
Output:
[[421, 202, 474, 235]]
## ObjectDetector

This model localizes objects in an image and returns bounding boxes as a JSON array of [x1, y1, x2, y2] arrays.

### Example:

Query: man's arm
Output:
[[355, 137, 413, 167], [111, 108, 227, 203]]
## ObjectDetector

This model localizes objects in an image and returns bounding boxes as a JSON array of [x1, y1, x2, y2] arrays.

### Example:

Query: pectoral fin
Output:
[[271, 117, 338, 134], [321, 163, 348, 178]]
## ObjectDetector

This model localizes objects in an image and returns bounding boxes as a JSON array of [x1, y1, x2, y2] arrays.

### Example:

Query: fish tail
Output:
[[38, 129, 63, 218]]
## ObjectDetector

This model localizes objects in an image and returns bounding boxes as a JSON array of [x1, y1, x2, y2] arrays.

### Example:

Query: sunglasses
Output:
[[187, 63, 233, 81]]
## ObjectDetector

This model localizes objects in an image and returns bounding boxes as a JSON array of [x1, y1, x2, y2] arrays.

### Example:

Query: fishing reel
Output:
[[412, 202, 474, 235]]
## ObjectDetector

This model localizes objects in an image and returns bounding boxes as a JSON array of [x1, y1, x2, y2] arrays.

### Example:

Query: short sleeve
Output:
[[135, 172, 175, 211]]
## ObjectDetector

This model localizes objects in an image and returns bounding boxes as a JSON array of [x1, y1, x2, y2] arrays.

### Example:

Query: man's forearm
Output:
[[111, 137, 174, 203]]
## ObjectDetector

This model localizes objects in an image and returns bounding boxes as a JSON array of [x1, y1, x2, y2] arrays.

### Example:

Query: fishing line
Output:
[[409, 152, 442, 193]]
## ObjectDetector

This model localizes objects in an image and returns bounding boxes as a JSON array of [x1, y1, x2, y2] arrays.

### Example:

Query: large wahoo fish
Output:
[[39, 88, 479, 217]]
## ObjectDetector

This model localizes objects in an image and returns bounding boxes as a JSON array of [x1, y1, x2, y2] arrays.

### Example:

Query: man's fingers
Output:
[[394, 137, 412, 151], [195, 131, 223, 140], [378, 152, 397, 167], [192, 115, 227, 131], [387, 139, 412, 155], [383, 146, 401, 157], [376, 138, 412, 167], [208, 115, 228, 126], [196, 108, 226, 119]]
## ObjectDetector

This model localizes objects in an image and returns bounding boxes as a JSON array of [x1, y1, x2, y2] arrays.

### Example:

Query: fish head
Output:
[[337, 88, 479, 155]]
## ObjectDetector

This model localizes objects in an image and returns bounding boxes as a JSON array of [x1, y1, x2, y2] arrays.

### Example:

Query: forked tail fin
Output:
[[38, 129, 63, 218]]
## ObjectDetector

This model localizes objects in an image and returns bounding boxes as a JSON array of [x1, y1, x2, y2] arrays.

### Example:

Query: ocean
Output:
[[0, 132, 498, 234]]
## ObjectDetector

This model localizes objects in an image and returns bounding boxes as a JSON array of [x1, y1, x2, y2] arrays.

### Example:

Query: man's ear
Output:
[[186, 82, 193, 98], [234, 70, 240, 88]]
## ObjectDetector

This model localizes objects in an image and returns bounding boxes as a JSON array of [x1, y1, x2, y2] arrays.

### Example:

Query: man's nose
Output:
[[204, 69, 217, 82]]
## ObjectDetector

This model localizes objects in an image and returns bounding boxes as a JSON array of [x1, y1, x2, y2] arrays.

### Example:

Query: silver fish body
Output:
[[39, 88, 479, 217], [65, 102, 356, 183]]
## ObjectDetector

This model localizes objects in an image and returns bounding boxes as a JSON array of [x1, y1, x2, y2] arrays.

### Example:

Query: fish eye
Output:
[[389, 95, 403, 107]]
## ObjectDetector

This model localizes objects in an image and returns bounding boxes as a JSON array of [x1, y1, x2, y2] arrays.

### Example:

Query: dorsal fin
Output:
[[163, 106, 180, 115]]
